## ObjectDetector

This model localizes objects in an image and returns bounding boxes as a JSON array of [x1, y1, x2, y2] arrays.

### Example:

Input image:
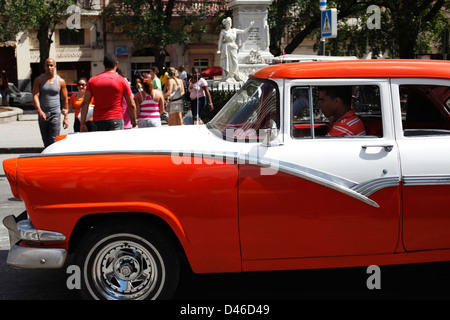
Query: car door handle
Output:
[[362, 144, 393, 152]]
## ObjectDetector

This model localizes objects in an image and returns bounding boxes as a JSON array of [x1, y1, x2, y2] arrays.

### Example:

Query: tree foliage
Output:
[[269, 0, 449, 58], [0, 0, 75, 70], [103, 0, 225, 70]]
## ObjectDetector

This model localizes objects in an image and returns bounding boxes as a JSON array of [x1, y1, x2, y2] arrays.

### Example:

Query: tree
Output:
[[0, 1, 24, 42], [269, 0, 449, 58], [329, 0, 450, 58], [269, 0, 368, 56], [376, 0, 449, 58], [0, 0, 75, 71], [103, 0, 225, 70]]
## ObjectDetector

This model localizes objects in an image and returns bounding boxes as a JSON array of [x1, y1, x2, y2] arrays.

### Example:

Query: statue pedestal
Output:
[[239, 63, 268, 79], [215, 0, 274, 87], [229, 0, 274, 65], [213, 63, 267, 89]]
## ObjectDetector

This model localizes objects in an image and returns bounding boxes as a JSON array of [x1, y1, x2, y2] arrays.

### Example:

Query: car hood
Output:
[[42, 125, 242, 160]]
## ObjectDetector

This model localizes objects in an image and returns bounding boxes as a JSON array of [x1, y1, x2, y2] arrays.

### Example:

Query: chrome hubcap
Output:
[[91, 239, 163, 300]]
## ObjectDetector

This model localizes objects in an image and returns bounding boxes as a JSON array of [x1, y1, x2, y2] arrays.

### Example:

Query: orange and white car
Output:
[[3, 60, 450, 300]]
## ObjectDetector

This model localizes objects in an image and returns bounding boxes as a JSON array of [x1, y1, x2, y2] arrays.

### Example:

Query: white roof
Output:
[[271, 54, 358, 64]]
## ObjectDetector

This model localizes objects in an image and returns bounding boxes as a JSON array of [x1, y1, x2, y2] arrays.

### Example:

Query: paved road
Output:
[[0, 154, 28, 250], [1, 247, 450, 300]]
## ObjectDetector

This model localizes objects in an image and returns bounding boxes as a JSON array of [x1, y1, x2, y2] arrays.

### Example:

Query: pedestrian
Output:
[[160, 68, 168, 89], [32, 58, 69, 147], [142, 72, 149, 81], [79, 53, 137, 132], [0, 70, 9, 106], [69, 77, 95, 132], [135, 78, 143, 92], [178, 65, 187, 84], [188, 67, 213, 124], [164, 66, 185, 126], [117, 69, 134, 130], [135, 79, 165, 128], [149, 66, 162, 91]]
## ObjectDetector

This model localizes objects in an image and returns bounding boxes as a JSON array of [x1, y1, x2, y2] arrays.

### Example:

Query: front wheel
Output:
[[75, 221, 180, 300]]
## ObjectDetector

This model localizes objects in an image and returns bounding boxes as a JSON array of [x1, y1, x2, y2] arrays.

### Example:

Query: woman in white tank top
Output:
[[135, 79, 165, 128], [164, 67, 185, 126]]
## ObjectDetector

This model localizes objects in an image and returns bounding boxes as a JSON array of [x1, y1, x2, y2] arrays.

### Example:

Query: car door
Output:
[[238, 79, 402, 261], [391, 79, 450, 251]]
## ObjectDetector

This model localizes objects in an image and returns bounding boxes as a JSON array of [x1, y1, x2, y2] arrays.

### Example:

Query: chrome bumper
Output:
[[6, 245, 67, 269], [2, 212, 67, 269]]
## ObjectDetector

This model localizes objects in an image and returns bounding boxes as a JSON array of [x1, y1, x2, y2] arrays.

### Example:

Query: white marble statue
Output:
[[217, 17, 254, 83]]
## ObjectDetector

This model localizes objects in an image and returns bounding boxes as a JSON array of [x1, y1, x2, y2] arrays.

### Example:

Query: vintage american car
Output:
[[3, 60, 450, 300]]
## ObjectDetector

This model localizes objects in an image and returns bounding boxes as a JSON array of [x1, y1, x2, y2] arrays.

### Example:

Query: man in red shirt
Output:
[[80, 54, 136, 132], [318, 86, 366, 137]]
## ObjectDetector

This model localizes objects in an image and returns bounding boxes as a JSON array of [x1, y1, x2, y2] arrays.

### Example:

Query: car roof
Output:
[[252, 59, 450, 80]]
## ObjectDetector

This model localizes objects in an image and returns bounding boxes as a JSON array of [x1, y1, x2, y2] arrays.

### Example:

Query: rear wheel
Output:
[[76, 221, 180, 300]]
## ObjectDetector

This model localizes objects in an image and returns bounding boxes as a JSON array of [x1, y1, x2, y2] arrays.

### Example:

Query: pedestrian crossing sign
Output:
[[321, 8, 337, 38]]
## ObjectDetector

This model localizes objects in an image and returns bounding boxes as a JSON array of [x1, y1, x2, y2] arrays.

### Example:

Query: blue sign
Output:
[[321, 8, 337, 38], [319, 1, 327, 11], [115, 46, 128, 57]]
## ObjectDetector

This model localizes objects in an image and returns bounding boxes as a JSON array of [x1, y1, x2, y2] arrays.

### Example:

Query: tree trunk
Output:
[[397, 33, 417, 59], [154, 48, 167, 74], [284, 21, 321, 54], [36, 25, 54, 73]]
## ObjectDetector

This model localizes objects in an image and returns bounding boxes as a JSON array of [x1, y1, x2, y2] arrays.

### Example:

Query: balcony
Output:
[[30, 47, 93, 62], [56, 47, 92, 61]]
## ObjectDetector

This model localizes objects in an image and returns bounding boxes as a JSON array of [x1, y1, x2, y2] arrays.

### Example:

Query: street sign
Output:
[[319, 0, 327, 11], [321, 8, 337, 38]]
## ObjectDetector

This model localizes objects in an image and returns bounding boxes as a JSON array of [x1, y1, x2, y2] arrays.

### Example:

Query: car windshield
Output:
[[207, 79, 279, 142]]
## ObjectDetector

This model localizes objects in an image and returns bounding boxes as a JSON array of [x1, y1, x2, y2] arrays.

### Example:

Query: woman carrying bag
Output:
[[164, 67, 185, 126]]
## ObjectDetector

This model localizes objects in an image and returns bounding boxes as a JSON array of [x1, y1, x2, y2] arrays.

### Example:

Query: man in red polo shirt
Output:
[[80, 54, 136, 132], [318, 86, 366, 137]]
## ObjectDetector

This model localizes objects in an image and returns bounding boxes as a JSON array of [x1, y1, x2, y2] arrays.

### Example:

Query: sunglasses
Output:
[[78, 83, 85, 87]]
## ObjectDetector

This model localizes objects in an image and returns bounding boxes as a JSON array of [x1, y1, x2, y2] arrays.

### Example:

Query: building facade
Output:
[[9, 0, 233, 92]]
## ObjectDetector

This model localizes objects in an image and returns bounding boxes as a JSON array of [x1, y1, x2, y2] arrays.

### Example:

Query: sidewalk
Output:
[[0, 107, 75, 154]]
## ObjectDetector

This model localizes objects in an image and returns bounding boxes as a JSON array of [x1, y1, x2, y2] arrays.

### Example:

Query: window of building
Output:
[[193, 58, 209, 71], [59, 29, 85, 45]]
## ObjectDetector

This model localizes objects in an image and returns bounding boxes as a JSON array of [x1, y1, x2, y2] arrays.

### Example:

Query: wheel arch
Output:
[[68, 211, 190, 270]]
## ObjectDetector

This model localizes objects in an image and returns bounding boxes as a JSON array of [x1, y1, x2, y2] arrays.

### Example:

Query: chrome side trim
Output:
[[351, 177, 400, 197], [403, 176, 450, 186], [241, 155, 383, 208], [240, 154, 356, 187], [20, 150, 241, 164], [20, 150, 402, 208]]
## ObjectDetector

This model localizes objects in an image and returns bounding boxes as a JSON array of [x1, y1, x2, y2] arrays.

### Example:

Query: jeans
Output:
[[38, 113, 61, 148], [190, 96, 206, 120], [74, 118, 96, 132], [93, 119, 124, 131], [0, 87, 8, 100]]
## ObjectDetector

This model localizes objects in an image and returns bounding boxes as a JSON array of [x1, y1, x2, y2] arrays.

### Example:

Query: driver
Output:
[[318, 86, 366, 137]]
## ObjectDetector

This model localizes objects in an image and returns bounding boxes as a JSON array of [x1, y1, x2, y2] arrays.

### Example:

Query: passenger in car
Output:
[[318, 86, 366, 137]]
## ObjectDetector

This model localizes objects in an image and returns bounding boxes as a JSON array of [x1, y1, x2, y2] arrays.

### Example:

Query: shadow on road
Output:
[[0, 250, 78, 300], [1, 249, 450, 300]]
